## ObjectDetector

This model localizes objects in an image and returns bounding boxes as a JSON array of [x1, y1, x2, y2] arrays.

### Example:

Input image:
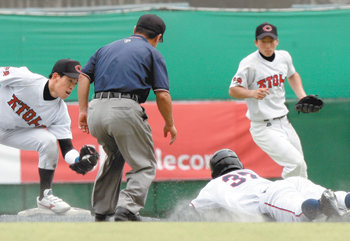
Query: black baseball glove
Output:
[[70, 145, 99, 175], [295, 95, 324, 114]]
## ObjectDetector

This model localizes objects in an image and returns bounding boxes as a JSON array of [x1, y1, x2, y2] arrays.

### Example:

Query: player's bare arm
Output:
[[288, 72, 307, 99], [78, 74, 91, 134], [229, 86, 270, 100], [155, 90, 177, 145]]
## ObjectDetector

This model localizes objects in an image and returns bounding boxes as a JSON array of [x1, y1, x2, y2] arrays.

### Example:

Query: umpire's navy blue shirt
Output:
[[82, 35, 169, 103]]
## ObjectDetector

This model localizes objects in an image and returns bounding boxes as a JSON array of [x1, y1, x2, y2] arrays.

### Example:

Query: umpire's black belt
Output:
[[94, 91, 139, 103]]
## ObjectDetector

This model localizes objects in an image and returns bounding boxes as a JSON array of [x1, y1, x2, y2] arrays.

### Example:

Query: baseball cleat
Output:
[[319, 189, 341, 218], [37, 189, 71, 214], [114, 207, 141, 221]]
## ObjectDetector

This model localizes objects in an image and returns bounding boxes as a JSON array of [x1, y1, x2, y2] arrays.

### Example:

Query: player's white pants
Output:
[[259, 176, 348, 222], [0, 127, 59, 169], [250, 116, 308, 178]]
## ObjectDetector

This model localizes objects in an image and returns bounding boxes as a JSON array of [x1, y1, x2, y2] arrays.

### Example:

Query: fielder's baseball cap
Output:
[[50, 58, 82, 79], [136, 14, 166, 42], [255, 22, 278, 40]]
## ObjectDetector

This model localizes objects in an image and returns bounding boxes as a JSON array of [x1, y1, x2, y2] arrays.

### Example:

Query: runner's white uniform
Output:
[[230, 50, 307, 178], [191, 169, 270, 221], [190, 169, 348, 222], [0, 66, 72, 169]]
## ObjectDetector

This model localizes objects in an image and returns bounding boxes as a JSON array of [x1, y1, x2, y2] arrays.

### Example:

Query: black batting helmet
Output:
[[210, 149, 244, 178]]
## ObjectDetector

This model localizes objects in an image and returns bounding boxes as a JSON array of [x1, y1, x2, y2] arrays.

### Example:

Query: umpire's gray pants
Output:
[[87, 98, 156, 215]]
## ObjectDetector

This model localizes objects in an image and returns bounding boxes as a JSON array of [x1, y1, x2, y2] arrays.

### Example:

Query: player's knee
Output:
[[37, 134, 59, 169]]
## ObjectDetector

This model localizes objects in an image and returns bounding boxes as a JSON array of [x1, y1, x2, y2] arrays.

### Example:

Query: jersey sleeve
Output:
[[82, 49, 100, 83], [190, 184, 220, 211], [229, 59, 250, 89], [281, 50, 296, 78], [47, 102, 73, 140], [0, 67, 33, 87], [151, 50, 169, 92]]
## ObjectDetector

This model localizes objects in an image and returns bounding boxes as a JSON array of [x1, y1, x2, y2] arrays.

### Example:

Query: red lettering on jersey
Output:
[[257, 74, 285, 89], [236, 77, 242, 84], [7, 94, 44, 127], [273, 75, 279, 86], [257, 79, 266, 88], [3, 67, 10, 76], [279, 74, 285, 85], [28, 116, 42, 127], [16, 103, 29, 115], [266, 76, 272, 88], [7, 94, 21, 110], [23, 109, 36, 121]]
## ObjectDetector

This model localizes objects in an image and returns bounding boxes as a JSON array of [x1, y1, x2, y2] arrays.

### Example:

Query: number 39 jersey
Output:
[[230, 50, 296, 121], [190, 169, 272, 220]]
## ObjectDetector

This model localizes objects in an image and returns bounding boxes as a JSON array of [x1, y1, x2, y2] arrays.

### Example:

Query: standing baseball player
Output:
[[0, 59, 98, 214], [190, 149, 350, 222], [78, 14, 177, 221], [229, 22, 319, 179]]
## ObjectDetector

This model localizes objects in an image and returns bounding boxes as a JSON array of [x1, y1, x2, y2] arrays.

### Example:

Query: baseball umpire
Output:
[[78, 14, 177, 221], [0, 59, 98, 214], [229, 22, 323, 179]]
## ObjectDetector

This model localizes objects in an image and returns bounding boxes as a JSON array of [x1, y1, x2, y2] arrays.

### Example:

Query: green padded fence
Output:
[[0, 9, 349, 101]]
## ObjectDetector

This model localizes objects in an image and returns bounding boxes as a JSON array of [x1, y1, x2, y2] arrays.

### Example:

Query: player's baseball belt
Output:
[[263, 115, 286, 122], [94, 91, 139, 103]]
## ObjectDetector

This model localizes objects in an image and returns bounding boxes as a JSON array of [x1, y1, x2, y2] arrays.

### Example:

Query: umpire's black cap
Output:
[[255, 22, 278, 40], [136, 14, 166, 42], [51, 59, 82, 79]]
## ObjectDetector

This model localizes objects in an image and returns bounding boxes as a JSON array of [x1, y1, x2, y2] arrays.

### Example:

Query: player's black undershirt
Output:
[[43, 80, 56, 100], [259, 51, 275, 62]]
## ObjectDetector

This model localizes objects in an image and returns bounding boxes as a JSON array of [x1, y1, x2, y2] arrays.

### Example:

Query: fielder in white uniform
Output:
[[0, 59, 86, 213], [190, 149, 350, 222], [229, 22, 309, 179]]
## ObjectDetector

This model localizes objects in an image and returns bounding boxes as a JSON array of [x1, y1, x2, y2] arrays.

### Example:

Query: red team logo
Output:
[[263, 25, 273, 32], [75, 65, 82, 73], [233, 77, 242, 84], [3, 67, 10, 76]]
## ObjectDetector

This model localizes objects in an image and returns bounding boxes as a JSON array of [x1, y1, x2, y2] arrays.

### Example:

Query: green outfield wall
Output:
[[0, 9, 349, 100]]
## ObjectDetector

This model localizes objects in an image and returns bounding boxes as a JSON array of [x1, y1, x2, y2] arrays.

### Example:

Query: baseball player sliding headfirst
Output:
[[0, 59, 98, 214], [190, 149, 350, 222], [229, 22, 322, 179]]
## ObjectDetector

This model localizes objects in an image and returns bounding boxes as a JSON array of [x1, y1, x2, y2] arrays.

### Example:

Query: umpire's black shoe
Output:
[[319, 189, 341, 217], [95, 213, 108, 222], [114, 207, 141, 221]]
